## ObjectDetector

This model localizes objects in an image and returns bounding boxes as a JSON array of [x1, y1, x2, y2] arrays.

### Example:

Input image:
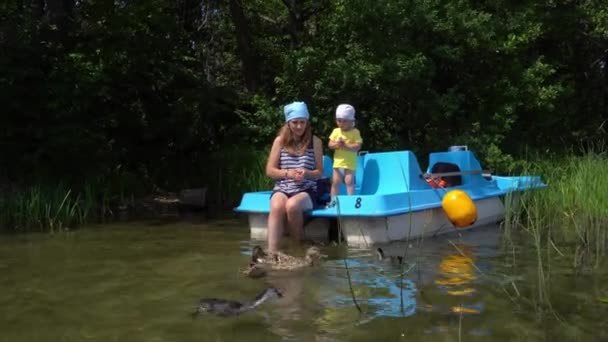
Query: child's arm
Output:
[[343, 141, 362, 152], [328, 129, 342, 150], [343, 129, 362, 152], [328, 139, 343, 150]]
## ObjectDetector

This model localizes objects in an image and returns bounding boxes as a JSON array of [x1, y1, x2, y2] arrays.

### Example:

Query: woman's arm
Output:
[[266, 136, 292, 180], [303, 136, 324, 180]]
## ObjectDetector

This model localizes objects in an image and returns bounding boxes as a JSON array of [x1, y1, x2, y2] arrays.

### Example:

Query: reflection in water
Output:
[[320, 257, 417, 318], [5, 220, 585, 341], [242, 226, 503, 340], [436, 249, 476, 287], [265, 272, 307, 339], [305, 225, 502, 339], [434, 244, 480, 313]]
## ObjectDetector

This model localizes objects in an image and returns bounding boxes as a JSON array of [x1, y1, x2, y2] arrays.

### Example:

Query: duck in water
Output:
[[241, 246, 325, 278], [258, 245, 325, 267], [376, 247, 403, 265], [239, 261, 268, 278], [192, 287, 283, 317]]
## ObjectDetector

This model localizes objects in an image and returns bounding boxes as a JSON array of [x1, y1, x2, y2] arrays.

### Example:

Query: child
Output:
[[327, 104, 363, 207]]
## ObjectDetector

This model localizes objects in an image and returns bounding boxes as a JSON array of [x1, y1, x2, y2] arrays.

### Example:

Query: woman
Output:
[[266, 101, 323, 252]]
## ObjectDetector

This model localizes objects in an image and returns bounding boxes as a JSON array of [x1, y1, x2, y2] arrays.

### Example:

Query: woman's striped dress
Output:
[[273, 142, 317, 196]]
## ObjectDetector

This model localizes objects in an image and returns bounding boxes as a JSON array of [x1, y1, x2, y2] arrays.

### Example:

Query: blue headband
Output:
[[283, 101, 310, 122]]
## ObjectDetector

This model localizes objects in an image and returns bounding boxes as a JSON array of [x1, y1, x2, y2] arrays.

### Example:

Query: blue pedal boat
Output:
[[234, 149, 545, 246]]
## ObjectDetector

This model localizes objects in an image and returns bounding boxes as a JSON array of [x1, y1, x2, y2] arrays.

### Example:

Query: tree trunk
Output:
[[180, 0, 200, 32], [45, 0, 73, 30], [29, 0, 45, 20], [283, 0, 304, 49], [228, 0, 260, 92]]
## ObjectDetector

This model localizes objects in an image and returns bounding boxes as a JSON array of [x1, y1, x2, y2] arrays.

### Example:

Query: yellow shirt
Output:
[[329, 128, 363, 170]]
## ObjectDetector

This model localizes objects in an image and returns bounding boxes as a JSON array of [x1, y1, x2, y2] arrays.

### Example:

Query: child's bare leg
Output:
[[327, 169, 342, 207], [330, 168, 342, 198], [344, 169, 355, 195]]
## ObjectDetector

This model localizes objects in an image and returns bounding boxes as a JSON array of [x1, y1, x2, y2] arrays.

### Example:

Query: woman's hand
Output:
[[293, 169, 306, 182], [284, 169, 304, 181]]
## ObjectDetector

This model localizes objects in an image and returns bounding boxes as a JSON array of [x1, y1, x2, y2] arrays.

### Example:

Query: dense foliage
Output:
[[1, 0, 606, 204]]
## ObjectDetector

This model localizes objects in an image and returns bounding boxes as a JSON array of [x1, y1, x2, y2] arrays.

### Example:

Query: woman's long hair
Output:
[[278, 121, 312, 155]]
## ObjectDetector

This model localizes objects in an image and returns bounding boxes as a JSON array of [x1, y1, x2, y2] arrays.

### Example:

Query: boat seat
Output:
[[322, 154, 367, 195], [427, 150, 485, 186], [429, 162, 462, 186], [322, 155, 333, 178], [359, 150, 428, 195], [355, 154, 366, 193]]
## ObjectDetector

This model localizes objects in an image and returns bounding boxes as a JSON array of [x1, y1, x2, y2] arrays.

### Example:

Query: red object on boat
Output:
[[426, 178, 448, 189]]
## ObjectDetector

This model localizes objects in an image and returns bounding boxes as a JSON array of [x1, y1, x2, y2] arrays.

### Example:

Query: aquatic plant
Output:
[[0, 184, 86, 232], [504, 150, 608, 272], [202, 146, 272, 210], [0, 174, 144, 233]]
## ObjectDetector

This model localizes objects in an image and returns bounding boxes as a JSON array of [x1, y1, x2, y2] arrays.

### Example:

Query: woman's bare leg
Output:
[[285, 192, 313, 242], [268, 192, 288, 253]]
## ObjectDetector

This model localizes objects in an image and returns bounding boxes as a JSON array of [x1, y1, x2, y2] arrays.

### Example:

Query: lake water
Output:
[[1, 216, 607, 341]]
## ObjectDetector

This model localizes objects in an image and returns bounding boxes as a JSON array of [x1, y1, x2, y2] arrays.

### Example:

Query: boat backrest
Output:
[[427, 150, 485, 185], [359, 150, 428, 195], [355, 154, 366, 193], [323, 154, 367, 195], [322, 155, 333, 178]]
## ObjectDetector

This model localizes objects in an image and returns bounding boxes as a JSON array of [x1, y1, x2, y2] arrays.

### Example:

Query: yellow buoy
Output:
[[441, 190, 477, 228]]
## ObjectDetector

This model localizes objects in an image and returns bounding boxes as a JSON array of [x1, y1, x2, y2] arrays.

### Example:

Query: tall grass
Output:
[[0, 171, 144, 233], [496, 152, 608, 320], [203, 146, 273, 209], [0, 146, 273, 231], [505, 151, 608, 272], [0, 184, 89, 233]]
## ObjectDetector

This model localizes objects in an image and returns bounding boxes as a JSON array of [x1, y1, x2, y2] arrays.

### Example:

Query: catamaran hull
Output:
[[247, 197, 504, 246], [237, 149, 543, 247]]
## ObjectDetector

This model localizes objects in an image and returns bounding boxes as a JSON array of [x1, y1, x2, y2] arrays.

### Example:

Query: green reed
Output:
[[0, 174, 143, 233], [0, 184, 89, 232], [505, 151, 608, 272], [204, 146, 272, 209]]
